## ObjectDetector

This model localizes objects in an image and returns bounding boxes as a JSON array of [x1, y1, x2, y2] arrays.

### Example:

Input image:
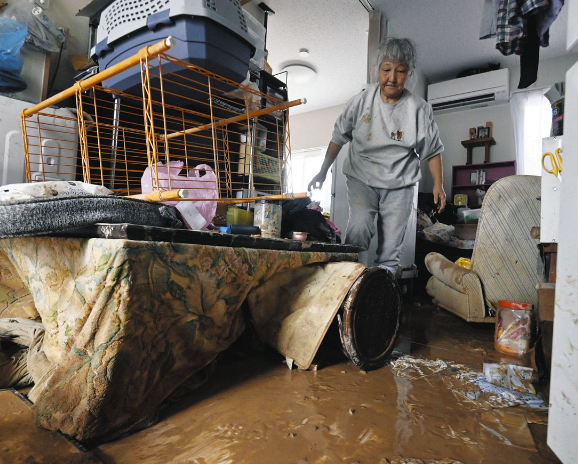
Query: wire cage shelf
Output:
[[20, 37, 305, 204]]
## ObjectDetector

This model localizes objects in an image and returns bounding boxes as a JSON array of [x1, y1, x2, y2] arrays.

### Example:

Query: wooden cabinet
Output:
[[451, 160, 516, 206]]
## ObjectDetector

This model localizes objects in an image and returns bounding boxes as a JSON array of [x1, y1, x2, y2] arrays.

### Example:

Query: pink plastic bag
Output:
[[141, 161, 218, 230]]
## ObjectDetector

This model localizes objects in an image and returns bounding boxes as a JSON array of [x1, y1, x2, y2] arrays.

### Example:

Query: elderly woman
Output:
[[308, 37, 445, 275]]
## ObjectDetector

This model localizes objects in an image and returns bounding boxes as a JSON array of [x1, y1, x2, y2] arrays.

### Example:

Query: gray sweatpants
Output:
[[344, 176, 414, 270]]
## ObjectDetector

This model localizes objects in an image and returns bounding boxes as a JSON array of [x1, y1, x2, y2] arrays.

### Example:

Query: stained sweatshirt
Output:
[[331, 84, 444, 189]]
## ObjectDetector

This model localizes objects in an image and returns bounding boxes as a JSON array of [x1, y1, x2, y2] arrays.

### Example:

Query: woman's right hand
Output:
[[306, 142, 342, 192], [308, 171, 327, 191]]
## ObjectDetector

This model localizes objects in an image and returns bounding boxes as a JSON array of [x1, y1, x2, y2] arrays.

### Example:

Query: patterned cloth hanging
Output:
[[495, 0, 549, 56]]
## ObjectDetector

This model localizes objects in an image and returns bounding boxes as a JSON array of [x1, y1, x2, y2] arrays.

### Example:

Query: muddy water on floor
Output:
[[396, 303, 531, 368], [94, 352, 553, 464]]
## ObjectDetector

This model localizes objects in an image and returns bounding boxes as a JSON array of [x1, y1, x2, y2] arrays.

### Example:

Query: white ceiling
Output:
[[263, 0, 570, 115], [265, 0, 369, 115]]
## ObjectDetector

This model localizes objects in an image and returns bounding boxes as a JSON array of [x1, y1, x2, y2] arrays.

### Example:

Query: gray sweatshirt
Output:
[[331, 84, 444, 189]]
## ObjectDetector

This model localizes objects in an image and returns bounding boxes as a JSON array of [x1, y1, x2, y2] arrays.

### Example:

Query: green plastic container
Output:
[[227, 207, 254, 226]]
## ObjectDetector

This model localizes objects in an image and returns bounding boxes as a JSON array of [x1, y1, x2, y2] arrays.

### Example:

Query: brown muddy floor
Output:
[[2, 300, 561, 464], [88, 301, 560, 464]]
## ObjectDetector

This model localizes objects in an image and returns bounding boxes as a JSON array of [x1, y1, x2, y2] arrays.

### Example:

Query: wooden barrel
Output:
[[338, 267, 402, 371]]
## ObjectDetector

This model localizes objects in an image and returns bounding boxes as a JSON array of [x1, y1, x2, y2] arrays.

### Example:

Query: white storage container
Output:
[[1, 96, 31, 185], [456, 207, 481, 224], [0, 96, 79, 186]]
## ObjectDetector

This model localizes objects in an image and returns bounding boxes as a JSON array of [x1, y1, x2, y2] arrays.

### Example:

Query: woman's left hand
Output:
[[427, 154, 445, 213], [432, 184, 446, 213]]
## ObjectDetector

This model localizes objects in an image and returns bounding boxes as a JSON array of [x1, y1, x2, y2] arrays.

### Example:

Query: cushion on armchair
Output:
[[425, 252, 490, 323], [469, 175, 543, 312]]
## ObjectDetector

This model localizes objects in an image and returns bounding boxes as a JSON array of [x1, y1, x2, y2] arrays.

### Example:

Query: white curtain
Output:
[[290, 147, 332, 213], [510, 89, 552, 175]]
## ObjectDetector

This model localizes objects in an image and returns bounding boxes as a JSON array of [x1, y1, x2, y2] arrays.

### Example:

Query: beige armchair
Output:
[[425, 175, 544, 323]]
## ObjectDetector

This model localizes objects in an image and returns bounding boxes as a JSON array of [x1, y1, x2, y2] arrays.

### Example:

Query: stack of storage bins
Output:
[[92, 0, 259, 95]]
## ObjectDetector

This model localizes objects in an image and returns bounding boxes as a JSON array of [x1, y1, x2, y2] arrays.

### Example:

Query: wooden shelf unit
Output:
[[461, 137, 496, 164], [451, 160, 516, 207]]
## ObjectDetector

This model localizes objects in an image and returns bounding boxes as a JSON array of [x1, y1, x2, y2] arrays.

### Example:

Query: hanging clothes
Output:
[[495, 0, 548, 55], [495, 0, 564, 88], [519, 15, 541, 88], [536, 0, 564, 45]]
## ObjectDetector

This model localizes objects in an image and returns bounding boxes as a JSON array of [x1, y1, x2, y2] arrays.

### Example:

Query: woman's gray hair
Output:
[[376, 37, 416, 72]]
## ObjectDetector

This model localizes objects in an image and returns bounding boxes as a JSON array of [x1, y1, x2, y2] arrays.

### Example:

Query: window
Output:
[[510, 90, 553, 175], [289, 147, 332, 213]]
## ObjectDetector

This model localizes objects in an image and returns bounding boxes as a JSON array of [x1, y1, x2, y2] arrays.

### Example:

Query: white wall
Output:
[[289, 104, 345, 151], [425, 52, 578, 196], [427, 103, 515, 196]]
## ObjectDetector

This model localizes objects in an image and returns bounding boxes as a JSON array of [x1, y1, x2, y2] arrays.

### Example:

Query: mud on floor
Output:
[[90, 303, 559, 464]]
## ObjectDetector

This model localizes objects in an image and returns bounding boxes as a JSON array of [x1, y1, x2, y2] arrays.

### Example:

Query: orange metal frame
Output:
[[20, 37, 306, 204]]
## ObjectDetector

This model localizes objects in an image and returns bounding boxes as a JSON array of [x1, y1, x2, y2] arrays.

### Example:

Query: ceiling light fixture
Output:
[[299, 48, 310, 57], [281, 64, 317, 85]]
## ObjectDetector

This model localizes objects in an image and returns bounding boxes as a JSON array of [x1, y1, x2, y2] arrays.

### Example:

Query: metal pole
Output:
[[110, 95, 121, 190], [248, 121, 257, 206]]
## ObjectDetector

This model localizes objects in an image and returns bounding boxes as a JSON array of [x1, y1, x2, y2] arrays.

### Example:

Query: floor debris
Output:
[[391, 355, 546, 409]]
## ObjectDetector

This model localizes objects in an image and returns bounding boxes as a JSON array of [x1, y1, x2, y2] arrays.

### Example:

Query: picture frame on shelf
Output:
[[469, 127, 477, 139], [470, 171, 478, 184], [478, 126, 490, 139]]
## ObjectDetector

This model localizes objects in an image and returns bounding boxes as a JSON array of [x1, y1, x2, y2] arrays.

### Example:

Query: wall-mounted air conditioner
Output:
[[427, 68, 510, 114]]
